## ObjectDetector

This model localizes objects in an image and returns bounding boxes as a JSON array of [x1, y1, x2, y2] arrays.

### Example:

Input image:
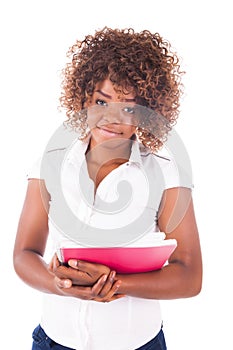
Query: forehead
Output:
[[94, 79, 136, 100]]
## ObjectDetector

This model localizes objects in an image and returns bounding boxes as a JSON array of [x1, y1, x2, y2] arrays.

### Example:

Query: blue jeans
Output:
[[32, 324, 167, 350]]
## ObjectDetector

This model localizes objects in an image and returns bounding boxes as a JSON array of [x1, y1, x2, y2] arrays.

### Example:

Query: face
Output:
[[86, 79, 137, 148]]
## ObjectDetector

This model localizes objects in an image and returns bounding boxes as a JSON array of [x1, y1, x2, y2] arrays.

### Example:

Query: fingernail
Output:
[[68, 259, 78, 268], [102, 275, 108, 282], [63, 279, 71, 288], [110, 271, 116, 281]]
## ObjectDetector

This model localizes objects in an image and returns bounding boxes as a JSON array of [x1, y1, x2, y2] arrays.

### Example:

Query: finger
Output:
[[99, 279, 122, 300], [61, 284, 99, 300], [94, 293, 126, 303], [55, 282, 121, 301], [68, 260, 102, 275], [90, 274, 108, 297], [48, 257, 54, 271], [48, 254, 57, 271], [53, 254, 61, 270], [54, 276, 72, 289], [67, 259, 79, 269], [112, 293, 126, 300], [55, 265, 88, 282], [97, 270, 116, 296]]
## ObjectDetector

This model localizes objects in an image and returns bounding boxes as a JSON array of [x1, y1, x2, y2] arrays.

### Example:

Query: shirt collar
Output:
[[66, 134, 144, 167], [128, 140, 144, 166]]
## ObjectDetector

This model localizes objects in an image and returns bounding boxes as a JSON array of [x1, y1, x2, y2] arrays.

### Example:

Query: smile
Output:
[[97, 126, 123, 136]]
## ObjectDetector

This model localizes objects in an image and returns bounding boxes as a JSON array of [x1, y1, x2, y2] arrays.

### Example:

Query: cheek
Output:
[[124, 125, 137, 136], [87, 106, 103, 130], [90, 127, 101, 140]]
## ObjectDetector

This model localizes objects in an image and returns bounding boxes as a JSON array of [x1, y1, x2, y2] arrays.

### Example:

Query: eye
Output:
[[95, 99, 107, 106], [122, 106, 135, 114]]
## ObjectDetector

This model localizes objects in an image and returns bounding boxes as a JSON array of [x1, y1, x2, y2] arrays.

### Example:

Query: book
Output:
[[58, 233, 177, 273]]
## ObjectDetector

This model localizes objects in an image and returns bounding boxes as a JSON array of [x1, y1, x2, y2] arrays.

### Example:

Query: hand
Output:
[[48, 254, 125, 302], [50, 254, 111, 286], [54, 270, 125, 302]]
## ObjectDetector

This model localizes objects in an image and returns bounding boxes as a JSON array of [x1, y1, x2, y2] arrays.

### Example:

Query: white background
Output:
[[1, 0, 232, 349]]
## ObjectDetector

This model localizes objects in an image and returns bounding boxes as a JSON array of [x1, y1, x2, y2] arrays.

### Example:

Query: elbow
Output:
[[177, 275, 202, 299], [185, 267, 203, 298], [170, 258, 203, 298], [172, 253, 203, 298], [13, 249, 18, 271], [189, 278, 202, 297], [194, 272, 203, 296], [13, 248, 29, 278], [13, 251, 22, 277]]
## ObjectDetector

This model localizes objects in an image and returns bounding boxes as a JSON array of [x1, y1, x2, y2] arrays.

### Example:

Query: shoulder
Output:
[[41, 124, 85, 172], [27, 124, 79, 179], [139, 144, 174, 172], [139, 144, 193, 190]]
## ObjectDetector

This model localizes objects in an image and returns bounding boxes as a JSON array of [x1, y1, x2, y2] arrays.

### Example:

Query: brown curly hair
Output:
[[59, 27, 184, 152]]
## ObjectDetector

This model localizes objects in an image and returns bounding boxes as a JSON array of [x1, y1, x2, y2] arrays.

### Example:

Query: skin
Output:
[[13, 79, 202, 303]]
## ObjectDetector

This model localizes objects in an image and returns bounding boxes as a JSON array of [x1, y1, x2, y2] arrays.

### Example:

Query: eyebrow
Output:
[[95, 89, 136, 102]]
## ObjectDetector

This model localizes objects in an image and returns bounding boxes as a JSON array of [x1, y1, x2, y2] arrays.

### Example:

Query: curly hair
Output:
[[59, 27, 184, 152]]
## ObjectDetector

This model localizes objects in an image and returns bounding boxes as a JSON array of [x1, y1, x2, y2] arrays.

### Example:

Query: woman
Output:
[[13, 27, 202, 350]]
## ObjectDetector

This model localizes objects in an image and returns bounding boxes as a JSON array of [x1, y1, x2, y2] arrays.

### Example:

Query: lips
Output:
[[97, 126, 123, 135]]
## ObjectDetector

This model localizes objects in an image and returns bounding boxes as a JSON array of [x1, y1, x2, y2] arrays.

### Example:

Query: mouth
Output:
[[96, 126, 123, 136]]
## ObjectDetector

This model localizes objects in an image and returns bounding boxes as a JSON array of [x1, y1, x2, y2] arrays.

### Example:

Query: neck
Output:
[[86, 138, 133, 166]]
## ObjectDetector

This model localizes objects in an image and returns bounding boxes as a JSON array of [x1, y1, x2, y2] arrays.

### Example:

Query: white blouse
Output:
[[28, 127, 192, 350]]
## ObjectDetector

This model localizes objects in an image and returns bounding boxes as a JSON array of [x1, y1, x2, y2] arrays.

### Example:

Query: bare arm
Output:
[[13, 179, 58, 294]]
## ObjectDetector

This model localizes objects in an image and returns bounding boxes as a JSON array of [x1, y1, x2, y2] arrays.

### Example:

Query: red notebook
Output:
[[59, 239, 177, 273]]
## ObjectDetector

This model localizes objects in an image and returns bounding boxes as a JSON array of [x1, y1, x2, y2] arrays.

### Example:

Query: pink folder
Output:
[[59, 241, 177, 273]]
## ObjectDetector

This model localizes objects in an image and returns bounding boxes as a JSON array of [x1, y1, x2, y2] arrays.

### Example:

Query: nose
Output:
[[101, 103, 121, 124]]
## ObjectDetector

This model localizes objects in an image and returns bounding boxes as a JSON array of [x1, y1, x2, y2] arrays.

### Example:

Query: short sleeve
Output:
[[26, 157, 42, 180], [153, 147, 194, 190], [163, 156, 194, 190]]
